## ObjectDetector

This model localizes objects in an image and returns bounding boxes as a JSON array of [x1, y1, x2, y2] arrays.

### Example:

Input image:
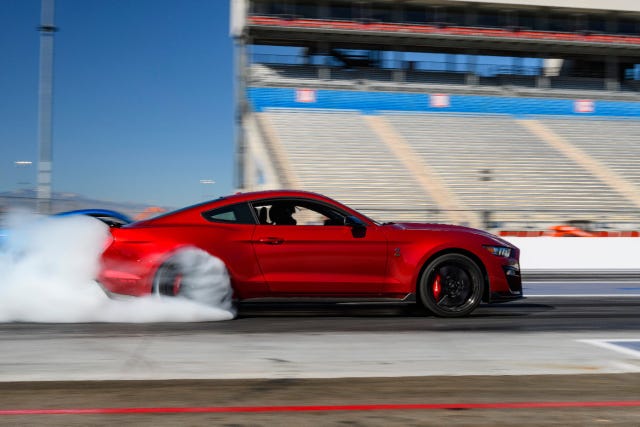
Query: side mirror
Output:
[[345, 215, 367, 238]]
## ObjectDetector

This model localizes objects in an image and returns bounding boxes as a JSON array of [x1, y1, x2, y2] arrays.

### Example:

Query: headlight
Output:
[[483, 245, 512, 258]]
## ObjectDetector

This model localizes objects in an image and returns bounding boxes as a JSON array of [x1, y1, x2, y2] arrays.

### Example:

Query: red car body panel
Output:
[[252, 223, 388, 295], [98, 190, 522, 303]]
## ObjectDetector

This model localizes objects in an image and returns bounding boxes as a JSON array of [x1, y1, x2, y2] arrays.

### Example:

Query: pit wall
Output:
[[248, 87, 640, 117], [505, 237, 640, 271]]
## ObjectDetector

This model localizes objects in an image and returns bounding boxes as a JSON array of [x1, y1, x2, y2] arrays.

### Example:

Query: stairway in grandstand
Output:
[[259, 110, 440, 223], [382, 114, 639, 227], [539, 118, 640, 189]]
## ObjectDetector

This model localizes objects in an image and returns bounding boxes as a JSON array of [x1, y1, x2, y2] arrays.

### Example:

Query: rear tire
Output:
[[152, 248, 234, 310], [153, 261, 183, 297], [418, 253, 483, 318]]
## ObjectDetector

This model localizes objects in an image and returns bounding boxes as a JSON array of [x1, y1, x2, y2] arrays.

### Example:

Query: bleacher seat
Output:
[[261, 109, 439, 222], [383, 113, 638, 226]]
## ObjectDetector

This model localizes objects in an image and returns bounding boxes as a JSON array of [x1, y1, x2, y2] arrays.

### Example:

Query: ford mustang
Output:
[[99, 190, 522, 317]]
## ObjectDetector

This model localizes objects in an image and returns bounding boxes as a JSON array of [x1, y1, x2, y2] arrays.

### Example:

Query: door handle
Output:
[[257, 237, 284, 245]]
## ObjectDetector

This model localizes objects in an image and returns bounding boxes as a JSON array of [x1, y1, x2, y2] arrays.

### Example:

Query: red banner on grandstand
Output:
[[296, 89, 316, 103], [574, 99, 595, 113], [430, 93, 450, 108]]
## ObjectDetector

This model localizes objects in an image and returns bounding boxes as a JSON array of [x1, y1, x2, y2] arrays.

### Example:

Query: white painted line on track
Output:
[[579, 339, 640, 359]]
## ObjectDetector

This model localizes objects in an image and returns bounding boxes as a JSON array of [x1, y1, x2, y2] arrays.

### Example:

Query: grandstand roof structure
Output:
[[234, 0, 640, 56]]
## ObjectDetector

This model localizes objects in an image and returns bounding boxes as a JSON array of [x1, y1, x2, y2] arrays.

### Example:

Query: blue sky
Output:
[[1, 0, 234, 208]]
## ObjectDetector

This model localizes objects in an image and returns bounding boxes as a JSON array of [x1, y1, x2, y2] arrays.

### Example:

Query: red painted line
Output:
[[2, 401, 640, 415]]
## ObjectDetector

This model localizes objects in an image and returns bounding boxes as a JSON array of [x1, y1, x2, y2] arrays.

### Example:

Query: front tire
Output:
[[419, 253, 484, 318]]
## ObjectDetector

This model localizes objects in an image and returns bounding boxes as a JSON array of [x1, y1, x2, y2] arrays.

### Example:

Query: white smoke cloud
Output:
[[0, 212, 235, 323]]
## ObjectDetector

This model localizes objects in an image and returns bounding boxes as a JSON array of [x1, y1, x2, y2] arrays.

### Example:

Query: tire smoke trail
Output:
[[0, 212, 235, 322]]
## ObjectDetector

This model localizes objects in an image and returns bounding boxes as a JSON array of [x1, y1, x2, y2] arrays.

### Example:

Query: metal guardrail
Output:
[[355, 206, 640, 230]]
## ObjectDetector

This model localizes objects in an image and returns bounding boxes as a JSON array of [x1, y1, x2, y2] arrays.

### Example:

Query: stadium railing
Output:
[[248, 16, 640, 47]]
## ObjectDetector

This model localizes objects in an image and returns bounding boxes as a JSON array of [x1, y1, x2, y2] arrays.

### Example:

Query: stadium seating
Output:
[[377, 113, 639, 227], [540, 118, 640, 186], [259, 109, 440, 222]]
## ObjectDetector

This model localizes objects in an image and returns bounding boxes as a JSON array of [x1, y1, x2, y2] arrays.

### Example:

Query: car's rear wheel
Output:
[[152, 248, 234, 310], [154, 261, 183, 297], [419, 253, 484, 317]]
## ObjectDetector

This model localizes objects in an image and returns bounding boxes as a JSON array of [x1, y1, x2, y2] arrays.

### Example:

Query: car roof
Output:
[[136, 189, 370, 226], [221, 189, 332, 204]]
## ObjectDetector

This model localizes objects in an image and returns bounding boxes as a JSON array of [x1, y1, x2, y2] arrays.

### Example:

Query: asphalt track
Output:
[[1, 280, 640, 426]]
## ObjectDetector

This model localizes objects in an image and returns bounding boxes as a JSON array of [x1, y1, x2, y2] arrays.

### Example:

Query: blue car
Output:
[[0, 209, 132, 244], [54, 209, 132, 228]]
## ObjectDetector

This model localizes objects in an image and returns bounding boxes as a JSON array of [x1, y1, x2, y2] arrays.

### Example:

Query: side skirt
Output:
[[239, 293, 416, 304]]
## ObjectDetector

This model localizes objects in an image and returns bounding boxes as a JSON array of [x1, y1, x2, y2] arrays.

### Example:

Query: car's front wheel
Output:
[[419, 253, 484, 317]]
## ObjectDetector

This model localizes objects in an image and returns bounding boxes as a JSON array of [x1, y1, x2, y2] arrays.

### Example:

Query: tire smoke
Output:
[[161, 248, 235, 310], [0, 212, 235, 322]]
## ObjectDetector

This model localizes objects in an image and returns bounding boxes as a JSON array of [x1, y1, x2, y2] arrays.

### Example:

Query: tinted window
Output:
[[478, 11, 501, 28], [330, 2, 352, 20], [549, 13, 569, 32], [405, 6, 425, 23], [619, 17, 640, 35], [370, 5, 392, 23], [295, 3, 319, 19], [202, 203, 255, 224], [518, 12, 535, 30], [587, 14, 607, 33]]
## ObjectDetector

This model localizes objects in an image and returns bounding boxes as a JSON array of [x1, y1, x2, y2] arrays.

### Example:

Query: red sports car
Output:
[[99, 190, 522, 317]]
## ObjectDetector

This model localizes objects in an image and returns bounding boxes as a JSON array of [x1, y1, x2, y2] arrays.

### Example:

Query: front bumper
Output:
[[490, 262, 523, 302]]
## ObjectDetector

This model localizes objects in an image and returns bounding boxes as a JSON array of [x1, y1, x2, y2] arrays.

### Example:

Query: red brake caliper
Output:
[[172, 274, 183, 296], [432, 274, 442, 301]]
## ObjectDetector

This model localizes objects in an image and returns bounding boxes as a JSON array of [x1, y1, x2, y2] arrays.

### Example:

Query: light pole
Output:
[[37, 0, 56, 214]]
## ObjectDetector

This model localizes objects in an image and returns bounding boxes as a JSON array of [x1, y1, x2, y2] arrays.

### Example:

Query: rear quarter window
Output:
[[202, 203, 255, 224]]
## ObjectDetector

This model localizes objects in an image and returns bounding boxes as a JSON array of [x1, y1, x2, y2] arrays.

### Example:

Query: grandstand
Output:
[[231, 0, 640, 230]]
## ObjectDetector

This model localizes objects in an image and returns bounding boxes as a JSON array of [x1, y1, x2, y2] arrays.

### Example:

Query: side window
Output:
[[252, 199, 349, 226], [202, 203, 255, 224]]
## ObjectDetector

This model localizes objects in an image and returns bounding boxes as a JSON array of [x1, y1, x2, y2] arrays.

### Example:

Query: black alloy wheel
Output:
[[153, 261, 183, 297], [419, 253, 484, 317]]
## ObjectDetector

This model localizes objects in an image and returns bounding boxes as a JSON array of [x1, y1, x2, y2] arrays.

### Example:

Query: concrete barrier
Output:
[[505, 237, 640, 279]]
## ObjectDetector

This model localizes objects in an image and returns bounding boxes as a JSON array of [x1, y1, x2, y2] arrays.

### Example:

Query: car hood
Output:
[[387, 222, 515, 247]]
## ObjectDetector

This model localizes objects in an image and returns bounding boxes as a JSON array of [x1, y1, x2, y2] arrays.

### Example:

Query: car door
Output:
[[251, 198, 388, 295]]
